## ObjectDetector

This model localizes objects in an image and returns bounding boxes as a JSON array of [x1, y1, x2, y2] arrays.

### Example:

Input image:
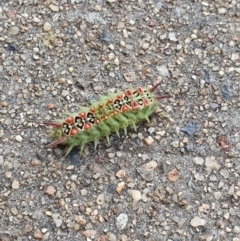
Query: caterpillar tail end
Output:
[[46, 136, 66, 148], [149, 82, 161, 92], [155, 95, 171, 101], [43, 121, 62, 128]]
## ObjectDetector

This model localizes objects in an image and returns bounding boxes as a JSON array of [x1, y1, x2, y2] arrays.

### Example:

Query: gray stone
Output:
[[8, 26, 19, 35], [61, 90, 69, 97], [220, 169, 229, 178], [52, 213, 62, 228], [157, 65, 170, 77], [214, 191, 222, 200]]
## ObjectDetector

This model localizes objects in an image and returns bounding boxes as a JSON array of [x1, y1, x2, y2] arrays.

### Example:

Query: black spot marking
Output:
[[124, 96, 131, 106], [114, 99, 123, 110], [62, 122, 71, 135], [133, 91, 139, 97], [138, 99, 144, 106], [86, 112, 96, 124], [75, 116, 84, 129]]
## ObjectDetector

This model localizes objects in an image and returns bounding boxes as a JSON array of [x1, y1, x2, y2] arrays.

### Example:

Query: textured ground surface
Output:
[[0, 0, 240, 241]]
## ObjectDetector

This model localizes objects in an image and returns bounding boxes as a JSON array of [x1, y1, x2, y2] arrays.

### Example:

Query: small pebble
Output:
[[115, 169, 126, 178], [214, 191, 222, 200], [142, 42, 150, 50], [16, 135, 23, 142], [144, 136, 154, 146], [157, 65, 170, 77], [167, 168, 179, 182], [52, 213, 62, 228], [8, 26, 19, 35], [190, 216, 206, 227], [45, 186, 56, 196], [123, 72, 136, 82], [74, 215, 87, 226], [11, 207, 18, 215], [233, 226, 240, 234], [61, 90, 69, 97], [228, 184, 235, 195], [218, 7, 226, 14], [193, 157, 204, 165], [128, 190, 142, 202], [116, 213, 128, 230], [12, 180, 20, 189], [33, 229, 43, 239], [82, 229, 97, 238], [59, 199, 65, 207], [49, 4, 59, 12], [220, 169, 229, 178], [43, 22, 51, 32], [115, 181, 125, 194], [169, 32, 177, 41]]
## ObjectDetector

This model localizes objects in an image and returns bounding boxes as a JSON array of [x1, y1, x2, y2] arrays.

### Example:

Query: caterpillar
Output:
[[44, 83, 171, 156]]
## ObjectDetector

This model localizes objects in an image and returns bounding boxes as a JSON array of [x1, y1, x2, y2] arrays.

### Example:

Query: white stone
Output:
[[16, 135, 23, 142], [116, 213, 128, 230], [49, 4, 59, 12], [114, 57, 119, 65], [61, 90, 69, 97], [43, 22, 51, 32], [12, 180, 20, 189], [228, 184, 235, 195], [220, 169, 229, 178], [190, 216, 206, 227], [33, 17, 40, 23], [128, 190, 142, 202], [233, 226, 240, 234], [108, 52, 115, 60], [205, 156, 221, 173], [120, 40, 125, 47], [231, 53, 239, 61], [218, 8, 226, 14], [142, 42, 150, 50], [169, 32, 177, 41], [193, 157, 204, 165], [235, 68, 240, 73], [122, 29, 128, 38], [95, 5, 101, 11]]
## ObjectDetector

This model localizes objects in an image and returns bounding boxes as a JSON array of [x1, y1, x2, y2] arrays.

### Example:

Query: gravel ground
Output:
[[0, 0, 240, 240]]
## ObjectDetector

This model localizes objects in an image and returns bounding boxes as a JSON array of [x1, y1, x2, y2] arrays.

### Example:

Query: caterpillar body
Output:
[[44, 83, 171, 156]]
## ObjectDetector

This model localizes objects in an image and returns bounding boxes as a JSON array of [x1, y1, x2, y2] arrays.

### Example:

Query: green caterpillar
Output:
[[44, 83, 170, 155]]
